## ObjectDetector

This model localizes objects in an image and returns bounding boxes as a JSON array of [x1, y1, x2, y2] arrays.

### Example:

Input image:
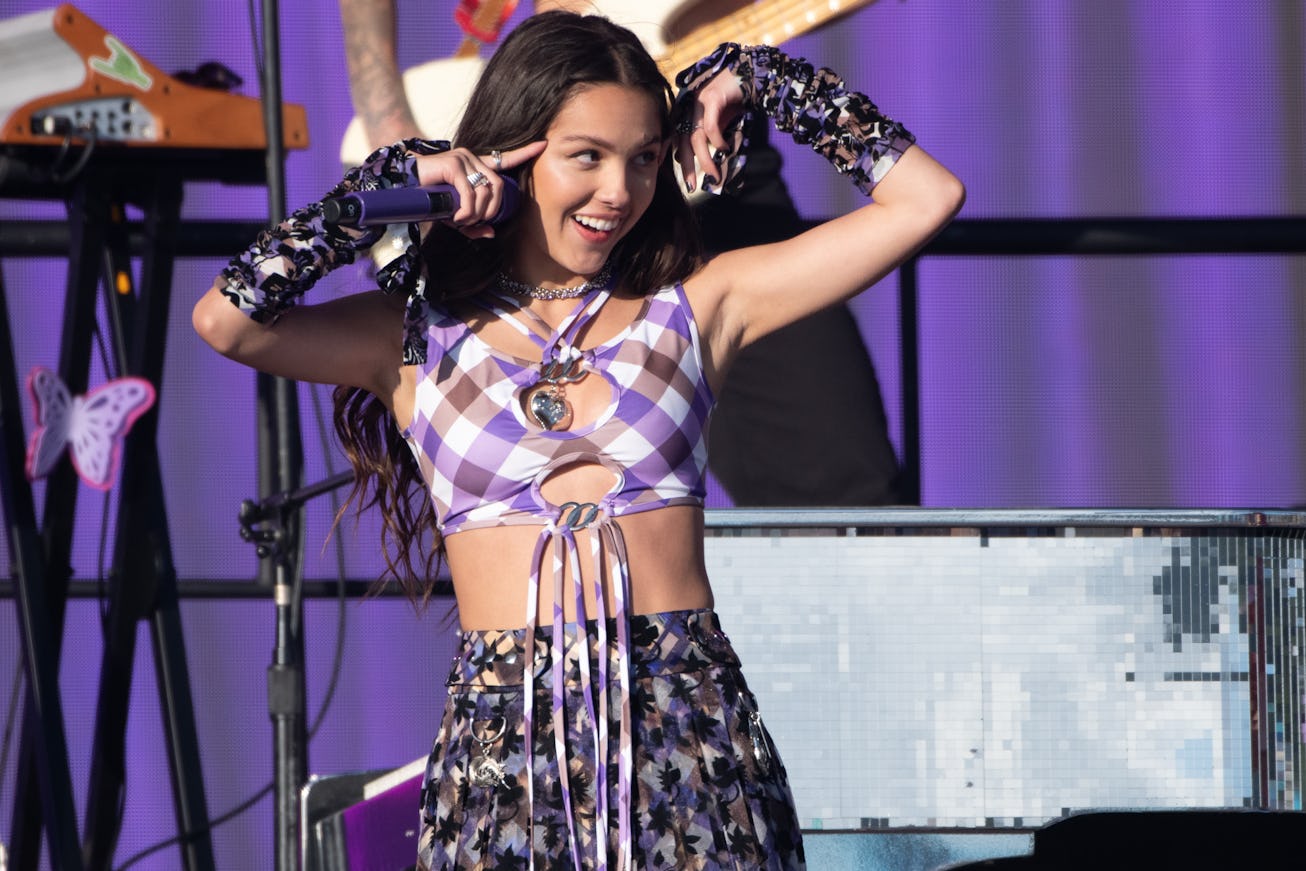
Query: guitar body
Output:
[[573, 0, 702, 59], [340, 0, 701, 165], [340, 55, 484, 165], [339, 0, 874, 166]]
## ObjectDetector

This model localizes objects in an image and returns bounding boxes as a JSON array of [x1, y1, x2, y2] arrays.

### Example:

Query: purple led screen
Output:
[[1, 0, 1304, 867]]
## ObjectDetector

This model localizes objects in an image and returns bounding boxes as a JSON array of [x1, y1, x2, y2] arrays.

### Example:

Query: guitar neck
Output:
[[657, 0, 875, 79], [339, 0, 878, 166]]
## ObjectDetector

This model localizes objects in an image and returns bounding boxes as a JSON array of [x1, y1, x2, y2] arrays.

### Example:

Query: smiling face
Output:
[[508, 83, 667, 290]]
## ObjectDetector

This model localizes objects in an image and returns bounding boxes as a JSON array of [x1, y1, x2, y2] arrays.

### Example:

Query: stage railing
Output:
[[894, 216, 1306, 503]]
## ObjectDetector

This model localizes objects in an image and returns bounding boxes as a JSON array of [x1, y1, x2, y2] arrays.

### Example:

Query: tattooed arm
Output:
[[339, 0, 423, 149]]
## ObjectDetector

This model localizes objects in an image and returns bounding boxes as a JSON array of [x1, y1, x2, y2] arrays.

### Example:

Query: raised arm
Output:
[[192, 139, 544, 399], [674, 45, 965, 373], [339, 0, 423, 149], [191, 138, 443, 397]]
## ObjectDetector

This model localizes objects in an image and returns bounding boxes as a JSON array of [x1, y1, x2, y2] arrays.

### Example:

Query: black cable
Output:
[[97, 488, 111, 629], [92, 322, 114, 632], [92, 308, 130, 860], [50, 125, 99, 185], [111, 388, 355, 868], [246, 0, 265, 84], [113, 782, 273, 870], [114, 9, 352, 862]]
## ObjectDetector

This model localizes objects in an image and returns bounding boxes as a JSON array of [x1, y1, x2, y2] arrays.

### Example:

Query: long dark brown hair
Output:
[[334, 12, 703, 607]]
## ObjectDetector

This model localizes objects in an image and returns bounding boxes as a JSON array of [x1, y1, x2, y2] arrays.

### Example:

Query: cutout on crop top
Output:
[[481, 287, 616, 434], [402, 281, 711, 538]]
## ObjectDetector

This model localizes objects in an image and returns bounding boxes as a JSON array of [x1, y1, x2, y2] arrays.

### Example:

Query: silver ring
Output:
[[466, 170, 489, 188], [490, 150, 502, 170]]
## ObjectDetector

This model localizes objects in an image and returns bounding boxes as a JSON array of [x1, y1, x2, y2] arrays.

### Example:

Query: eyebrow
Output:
[[558, 133, 663, 150]]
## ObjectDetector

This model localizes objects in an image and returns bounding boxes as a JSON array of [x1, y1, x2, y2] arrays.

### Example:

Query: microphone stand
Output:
[[239, 470, 355, 871], [254, 2, 306, 868], [240, 473, 354, 561]]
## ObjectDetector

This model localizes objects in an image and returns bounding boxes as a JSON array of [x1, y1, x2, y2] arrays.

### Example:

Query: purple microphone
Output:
[[322, 177, 520, 227]]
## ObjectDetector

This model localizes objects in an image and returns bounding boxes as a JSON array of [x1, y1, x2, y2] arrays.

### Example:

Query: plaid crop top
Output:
[[401, 281, 712, 535], [402, 280, 714, 870]]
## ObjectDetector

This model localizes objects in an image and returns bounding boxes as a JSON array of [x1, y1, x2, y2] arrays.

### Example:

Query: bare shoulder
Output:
[[193, 282, 409, 399]]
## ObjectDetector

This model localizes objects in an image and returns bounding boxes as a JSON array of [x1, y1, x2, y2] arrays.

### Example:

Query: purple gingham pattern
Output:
[[401, 283, 713, 535], [404, 284, 733, 869]]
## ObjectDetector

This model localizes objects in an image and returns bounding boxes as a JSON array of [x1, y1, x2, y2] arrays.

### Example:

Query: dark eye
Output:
[[573, 149, 599, 164], [634, 149, 659, 167]]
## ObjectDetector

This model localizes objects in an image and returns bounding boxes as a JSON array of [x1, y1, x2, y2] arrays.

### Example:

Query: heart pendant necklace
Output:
[[525, 355, 585, 431], [486, 267, 614, 432]]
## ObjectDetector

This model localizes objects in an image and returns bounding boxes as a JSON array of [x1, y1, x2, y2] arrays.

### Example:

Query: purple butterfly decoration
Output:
[[25, 366, 156, 491]]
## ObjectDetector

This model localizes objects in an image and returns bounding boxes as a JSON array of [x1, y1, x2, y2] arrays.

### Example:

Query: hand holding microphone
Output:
[[324, 141, 546, 239], [322, 178, 521, 226]]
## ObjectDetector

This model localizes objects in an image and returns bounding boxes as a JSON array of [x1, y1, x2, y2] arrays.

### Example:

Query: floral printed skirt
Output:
[[416, 609, 805, 870]]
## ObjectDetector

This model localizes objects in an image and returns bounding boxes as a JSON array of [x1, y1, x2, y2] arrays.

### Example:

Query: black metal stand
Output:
[[1, 157, 217, 870], [0, 248, 84, 871], [242, 471, 359, 864], [260, 408, 308, 871], [897, 258, 921, 505], [894, 215, 1306, 505], [251, 2, 313, 868]]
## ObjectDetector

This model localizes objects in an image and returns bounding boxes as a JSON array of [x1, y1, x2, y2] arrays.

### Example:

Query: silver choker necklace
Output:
[[496, 261, 612, 300]]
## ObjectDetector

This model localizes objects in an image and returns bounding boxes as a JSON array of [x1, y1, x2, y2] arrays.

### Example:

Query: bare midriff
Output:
[[444, 503, 713, 631]]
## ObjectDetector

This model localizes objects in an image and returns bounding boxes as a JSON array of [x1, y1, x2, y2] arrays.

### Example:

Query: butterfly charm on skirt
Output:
[[25, 366, 157, 491]]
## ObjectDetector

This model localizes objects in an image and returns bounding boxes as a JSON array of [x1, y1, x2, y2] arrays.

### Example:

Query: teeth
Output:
[[574, 215, 618, 232]]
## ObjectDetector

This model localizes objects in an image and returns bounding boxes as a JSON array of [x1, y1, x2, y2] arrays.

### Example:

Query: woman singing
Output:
[[194, 11, 963, 869]]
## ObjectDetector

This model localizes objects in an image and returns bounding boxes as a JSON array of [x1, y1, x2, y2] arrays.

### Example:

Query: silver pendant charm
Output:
[[469, 754, 506, 789], [468, 716, 509, 790], [527, 385, 573, 431], [525, 357, 585, 431]]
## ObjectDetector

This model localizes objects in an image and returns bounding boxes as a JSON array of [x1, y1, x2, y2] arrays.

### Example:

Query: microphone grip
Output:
[[322, 178, 519, 227]]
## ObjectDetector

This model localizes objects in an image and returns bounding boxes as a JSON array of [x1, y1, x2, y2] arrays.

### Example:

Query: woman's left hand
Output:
[[673, 70, 745, 194]]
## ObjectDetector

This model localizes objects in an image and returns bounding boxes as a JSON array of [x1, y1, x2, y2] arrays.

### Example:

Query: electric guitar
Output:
[[339, 0, 879, 165]]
